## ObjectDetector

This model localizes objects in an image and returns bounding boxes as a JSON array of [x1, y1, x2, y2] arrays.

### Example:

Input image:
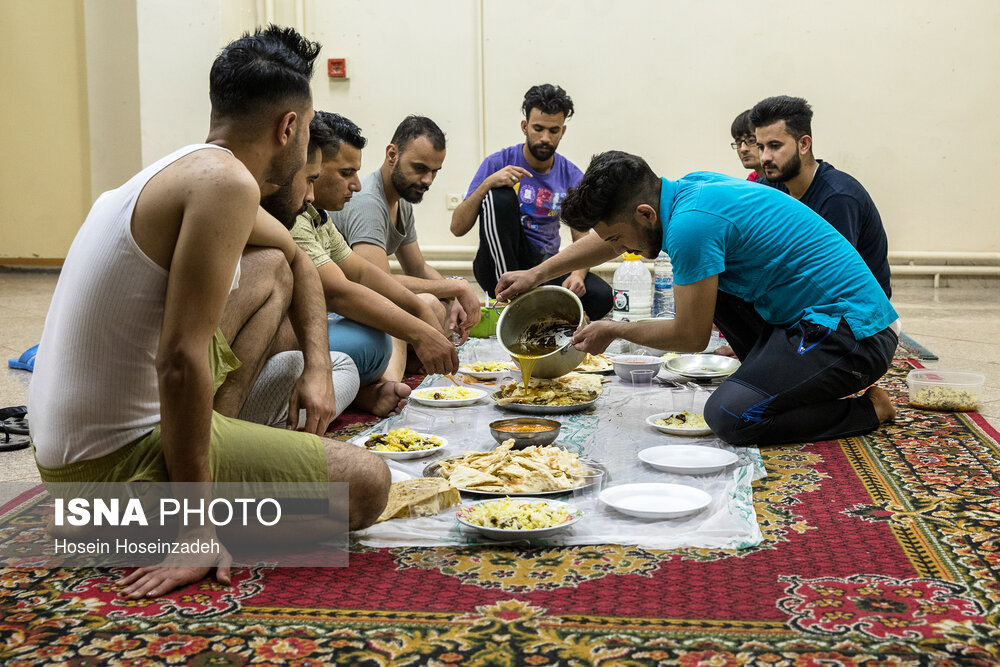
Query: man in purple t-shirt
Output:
[[450, 84, 612, 320]]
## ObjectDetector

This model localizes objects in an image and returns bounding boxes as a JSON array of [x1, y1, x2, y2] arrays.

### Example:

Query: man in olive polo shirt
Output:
[[290, 112, 458, 417]]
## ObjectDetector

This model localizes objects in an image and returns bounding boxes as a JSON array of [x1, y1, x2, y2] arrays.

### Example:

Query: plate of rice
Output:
[[456, 497, 582, 540], [458, 361, 511, 380], [411, 385, 488, 407], [646, 411, 713, 436], [355, 428, 447, 460]]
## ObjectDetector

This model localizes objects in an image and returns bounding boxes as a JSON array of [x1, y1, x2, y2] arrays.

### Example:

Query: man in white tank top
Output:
[[28, 26, 390, 599]]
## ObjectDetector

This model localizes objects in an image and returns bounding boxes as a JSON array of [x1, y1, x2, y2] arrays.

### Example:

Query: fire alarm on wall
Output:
[[327, 58, 348, 79]]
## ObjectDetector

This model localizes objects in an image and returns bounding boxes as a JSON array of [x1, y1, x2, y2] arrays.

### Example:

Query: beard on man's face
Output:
[[765, 151, 801, 183], [260, 188, 306, 230], [391, 161, 426, 204], [527, 140, 555, 162], [642, 221, 663, 259]]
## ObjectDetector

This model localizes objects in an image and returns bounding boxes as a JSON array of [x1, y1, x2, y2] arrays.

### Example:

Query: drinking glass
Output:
[[630, 369, 655, 386], [672, 388, 695, 413], [571, 467, 606, 503]]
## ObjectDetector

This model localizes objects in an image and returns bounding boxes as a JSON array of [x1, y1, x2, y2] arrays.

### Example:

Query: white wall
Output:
[[301, 0, 1000, 253], [84, 0, 142, 199], [306, 0, 484, 250], [7, 0, 999, 260], [136, 0, 221, 165]]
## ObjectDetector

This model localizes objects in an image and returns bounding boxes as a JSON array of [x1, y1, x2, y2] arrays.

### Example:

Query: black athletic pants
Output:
[[472, 187, 613, 321], [704, 290, 897, 446]]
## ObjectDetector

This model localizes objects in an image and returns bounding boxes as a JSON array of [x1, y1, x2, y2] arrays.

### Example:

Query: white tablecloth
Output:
[[355, 338, 764, 550]]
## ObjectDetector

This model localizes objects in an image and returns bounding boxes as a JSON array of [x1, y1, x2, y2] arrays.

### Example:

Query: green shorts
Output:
[[35, 330, 328, 484]]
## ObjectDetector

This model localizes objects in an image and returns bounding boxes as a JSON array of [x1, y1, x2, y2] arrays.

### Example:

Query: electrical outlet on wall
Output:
[[445, 193, 463, 210]]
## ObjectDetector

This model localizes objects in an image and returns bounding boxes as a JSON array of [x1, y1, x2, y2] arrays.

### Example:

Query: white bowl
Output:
[[612, 355, 663, 382]]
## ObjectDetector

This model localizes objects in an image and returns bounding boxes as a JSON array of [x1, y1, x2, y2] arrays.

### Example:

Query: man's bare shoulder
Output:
[[168, 147, 259, 199], [133, 147, 260, 268]]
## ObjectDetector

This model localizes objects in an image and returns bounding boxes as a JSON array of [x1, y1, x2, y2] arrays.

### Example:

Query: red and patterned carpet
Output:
[[2, 358, 1000, 665]]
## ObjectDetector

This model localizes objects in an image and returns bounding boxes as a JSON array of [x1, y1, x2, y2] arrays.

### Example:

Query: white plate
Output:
[[459, 369, 508, 381], [638, 445, 739, 475], [646, 412, 713, 437], [600, 483, 712, 519], [352, 432, 448, 460], [387, 464, 415, 483], [410, 387, 488, 407], [456, 497, 583, 540]]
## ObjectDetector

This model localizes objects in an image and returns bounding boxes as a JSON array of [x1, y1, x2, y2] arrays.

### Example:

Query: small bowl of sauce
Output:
[[489, 417, 562, 448]]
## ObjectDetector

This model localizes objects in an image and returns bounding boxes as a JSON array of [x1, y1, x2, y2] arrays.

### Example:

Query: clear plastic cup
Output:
[[672, 387, 695, 412], [571, 467, 605, 502], [630, 369, 655, 386]]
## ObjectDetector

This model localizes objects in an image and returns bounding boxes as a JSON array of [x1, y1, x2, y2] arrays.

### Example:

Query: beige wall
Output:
[[136, 0, 220, 164], [3, 0, 999, 260], [84, 0, 142, 199], [0, 0, 91, 260]]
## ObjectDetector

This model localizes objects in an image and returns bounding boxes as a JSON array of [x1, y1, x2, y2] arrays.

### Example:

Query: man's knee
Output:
[[704, 381, 771, 446], [328, 316, 392, 384], [481, 186, 519, 216], [581, 275, 614, 320], [418, 292, 447, 324], [341, 451, 391, 530]]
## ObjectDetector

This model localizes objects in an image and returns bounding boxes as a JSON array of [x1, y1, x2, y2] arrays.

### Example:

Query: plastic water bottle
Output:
[[652, 252, 674, 318], [612, 253, 652, 321]]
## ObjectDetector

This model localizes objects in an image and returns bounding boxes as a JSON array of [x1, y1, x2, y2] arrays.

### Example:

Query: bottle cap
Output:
[[622, 252, 643, 261]]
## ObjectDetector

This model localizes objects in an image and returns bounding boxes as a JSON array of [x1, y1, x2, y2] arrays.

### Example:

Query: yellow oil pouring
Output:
[[507, 318, 577, 390]]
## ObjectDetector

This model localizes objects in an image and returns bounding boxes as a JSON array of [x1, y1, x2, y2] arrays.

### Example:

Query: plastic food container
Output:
[[906, 369, 984, 412], [469, 305, 503, 338]]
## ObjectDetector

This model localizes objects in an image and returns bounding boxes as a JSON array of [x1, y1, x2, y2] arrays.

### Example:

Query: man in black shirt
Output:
[[750, 96, 891, 298]]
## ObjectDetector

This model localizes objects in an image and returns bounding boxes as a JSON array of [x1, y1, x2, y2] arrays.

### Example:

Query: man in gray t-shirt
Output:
[[330, 115, 480, 343], [334, 170, 418, 256]]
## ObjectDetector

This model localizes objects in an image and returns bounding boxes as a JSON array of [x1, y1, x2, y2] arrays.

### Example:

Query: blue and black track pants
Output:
[[472, 187, 613, 321], [704, 291, 897, 446]]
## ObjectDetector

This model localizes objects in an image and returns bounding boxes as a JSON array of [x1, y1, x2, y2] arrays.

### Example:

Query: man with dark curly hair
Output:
[[496, 151, 899, 447], [450, 84, 612, 320], [751, 95, 891, 298], [29, 25, 390, 598]]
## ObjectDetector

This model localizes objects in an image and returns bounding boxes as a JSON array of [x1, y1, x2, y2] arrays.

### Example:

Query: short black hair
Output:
[[309, 111, 367, 160], [209, 24, 321, 120], [562, 151, 659, 232], [390, 115, 446, 153], [730, 109, 754, 140], [522, 84, 575, 121], [750, 95, 813, 140]]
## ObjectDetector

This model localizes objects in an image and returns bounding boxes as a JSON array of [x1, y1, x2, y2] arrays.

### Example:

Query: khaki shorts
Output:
[[35, 330, 328, 484]]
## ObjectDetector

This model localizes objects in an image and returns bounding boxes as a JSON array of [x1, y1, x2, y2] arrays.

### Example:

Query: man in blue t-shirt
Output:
[[495, 151, 900, 447], [750, 95, 892, 298], [450, 84, 612, 320]]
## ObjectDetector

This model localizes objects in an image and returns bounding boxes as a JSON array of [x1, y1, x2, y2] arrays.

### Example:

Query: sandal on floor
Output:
[[0, 406, 30, 452], [8, 344, 38, 372]]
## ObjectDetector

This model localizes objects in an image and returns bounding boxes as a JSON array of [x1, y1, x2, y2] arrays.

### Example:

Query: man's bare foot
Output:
[[355, 381, 411, 417], [866, 385, 896, 424]]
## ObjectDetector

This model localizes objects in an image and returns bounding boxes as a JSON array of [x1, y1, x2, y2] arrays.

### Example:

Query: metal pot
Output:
[[496, 286, 585, 379]]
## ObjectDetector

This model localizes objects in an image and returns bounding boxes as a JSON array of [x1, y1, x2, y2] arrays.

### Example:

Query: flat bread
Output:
[[557, 373, 603, 393], [575, 353, 613, 372], [495, 379, 598, 406], [437, 442, 591, 493], [376, 477, 461, 522]]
